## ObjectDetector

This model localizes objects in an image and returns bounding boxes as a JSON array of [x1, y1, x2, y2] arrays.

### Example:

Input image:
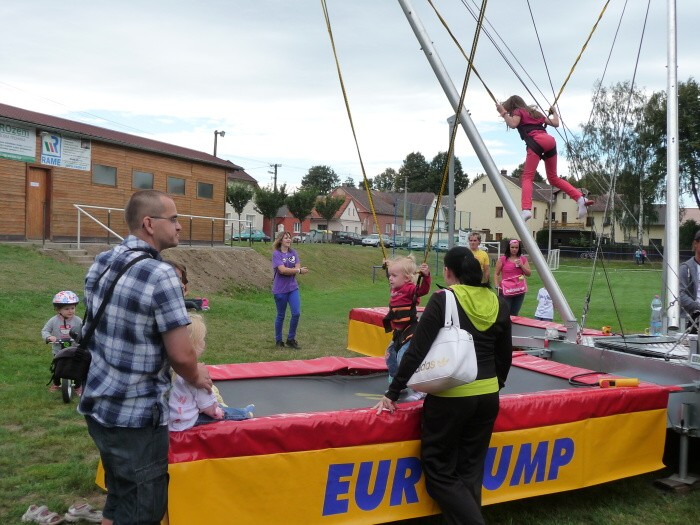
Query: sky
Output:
[[1, 0, 697, 194]]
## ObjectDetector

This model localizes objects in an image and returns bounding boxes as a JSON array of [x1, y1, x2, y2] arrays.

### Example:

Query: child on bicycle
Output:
[[382, 254, 431, 401], [41, 291, 83, 392], [169, 314, 254, 431]]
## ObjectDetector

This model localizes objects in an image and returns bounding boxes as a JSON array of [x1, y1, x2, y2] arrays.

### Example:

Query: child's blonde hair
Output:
[[388, 254, 418, 284], [187, 313, 207, 356]]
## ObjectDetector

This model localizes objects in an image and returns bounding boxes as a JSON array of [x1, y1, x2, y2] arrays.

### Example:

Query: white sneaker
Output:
[[520, 209, 532, 222], [577, 197, 594, 219], [404, 390, 427, 402]]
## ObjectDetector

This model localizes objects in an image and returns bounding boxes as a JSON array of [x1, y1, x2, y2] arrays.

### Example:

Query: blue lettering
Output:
[[389, 457, 422, 506], [510, 441, 549, 486], [322, 463, 353, 516], [548, 438, 574, 480], [355, 460, 390, 511], [41, 156, 60, 166], [483, 445, 513, 490]]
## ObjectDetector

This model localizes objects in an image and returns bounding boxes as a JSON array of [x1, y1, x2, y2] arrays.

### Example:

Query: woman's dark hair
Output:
[[508, 239, 523, 257], [444, 246, 482, 286]]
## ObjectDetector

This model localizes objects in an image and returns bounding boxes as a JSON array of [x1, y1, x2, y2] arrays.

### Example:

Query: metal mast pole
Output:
[[665, 0, 680, 331], [397, 0, 578, 332]]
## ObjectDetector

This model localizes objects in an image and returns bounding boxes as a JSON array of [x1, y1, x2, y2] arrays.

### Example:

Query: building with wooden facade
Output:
[[0, 102, 245, 243]]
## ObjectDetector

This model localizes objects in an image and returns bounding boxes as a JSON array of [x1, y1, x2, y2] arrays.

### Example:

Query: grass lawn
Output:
[[0, 243, 696, 524]]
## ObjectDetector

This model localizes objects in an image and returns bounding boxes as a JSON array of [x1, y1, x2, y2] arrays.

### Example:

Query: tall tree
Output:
[[342, 176, 355, 187], [253, 184, 287, 238], [640, 78, 700, 207], [567, 81, 651, 242], [399, 152, 430, 192], [286, 188, 317, 227], [314, 195, 345, 240], [300, 165, 340, 195], [373, 168, 398, 191], [428, 151, 470, 194], [226, 183, 254, 235]]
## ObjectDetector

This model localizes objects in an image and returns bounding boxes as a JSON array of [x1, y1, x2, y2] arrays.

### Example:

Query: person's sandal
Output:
[[22, 505, 64, 524], [64, 503, 102, 523]]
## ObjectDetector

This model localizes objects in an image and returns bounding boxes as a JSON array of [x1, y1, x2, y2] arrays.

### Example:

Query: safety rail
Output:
[[74, 204, 250, 249]]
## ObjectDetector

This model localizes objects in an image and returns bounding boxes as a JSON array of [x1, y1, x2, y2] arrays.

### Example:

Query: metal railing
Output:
[[74, 204, 249, 249]]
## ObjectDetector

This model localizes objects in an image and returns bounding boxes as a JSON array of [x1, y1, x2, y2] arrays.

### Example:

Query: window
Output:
[[92, 164, 116, 186], [293, 222, 301, 233], [167, 176, 186, 195], [562, 212, 568, 224], [562, 193, 567, 199], [586, 217, 594, 227], [386, 224, 391, 234], [533, 207, 537, 219], [551, 212, 556, 221], [132, 170, 153, 190], [495, 207, 503, 218], [482, 184, 486, 193], [495, 233, 502, 241], [245, 214, 255, 228], [197, 182, 214, 199]]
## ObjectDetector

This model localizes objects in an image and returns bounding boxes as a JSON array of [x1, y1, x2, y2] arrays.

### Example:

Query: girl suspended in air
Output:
[[496, 96, 593, 222]]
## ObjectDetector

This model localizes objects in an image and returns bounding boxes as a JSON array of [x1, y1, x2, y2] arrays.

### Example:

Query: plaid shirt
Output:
[[78, 235, 190, 428]]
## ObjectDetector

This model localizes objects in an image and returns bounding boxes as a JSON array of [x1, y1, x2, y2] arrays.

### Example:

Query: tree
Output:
[[680, 218, 700, 249], [300, 165, 340, 195], [253, 184, 287, 238], [567, 81, 652, 242], [428, 151, 470, 194], [399, 152, 430, 192], [640, 78, 700, 207], [314, 195, 345, 240], [342, 176, 355, 187], [286, 188, 317, 227], [373, 168, 398, 191], [226, 183, 254, 235], [510, 163, 544, 183]]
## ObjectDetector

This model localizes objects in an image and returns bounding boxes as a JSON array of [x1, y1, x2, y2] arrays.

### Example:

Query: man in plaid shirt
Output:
[[79, 189, 212, 525]]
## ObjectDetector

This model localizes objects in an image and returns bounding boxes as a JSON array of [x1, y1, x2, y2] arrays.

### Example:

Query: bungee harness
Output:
[[516, 123, 557, 160]]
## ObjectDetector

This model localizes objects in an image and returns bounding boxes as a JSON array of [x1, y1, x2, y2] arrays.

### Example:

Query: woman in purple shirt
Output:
[[272, 231, 309, 349]]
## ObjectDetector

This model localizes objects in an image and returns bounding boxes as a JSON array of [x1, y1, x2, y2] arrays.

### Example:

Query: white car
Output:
[[361, 234, 380, 247]]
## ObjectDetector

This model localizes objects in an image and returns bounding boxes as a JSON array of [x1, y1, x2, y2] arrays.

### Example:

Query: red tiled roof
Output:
[[0, 102, 244, 172]]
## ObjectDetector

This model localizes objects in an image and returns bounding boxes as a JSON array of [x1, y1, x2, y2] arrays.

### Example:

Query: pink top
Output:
[[514, 108, 547, 135], [500, 255, 526, 281]]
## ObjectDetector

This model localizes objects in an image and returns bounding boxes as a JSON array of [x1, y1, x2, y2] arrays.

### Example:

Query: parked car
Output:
[[231, 229, 270, 242], [292, 233, 306, 243], [408, 237, 426, 251], [361, 234, 381, 247], [303, 229, 332, 243], [392, 235, 409, 248], [432, 240, 450, 252], [334, 232, 363, 245]]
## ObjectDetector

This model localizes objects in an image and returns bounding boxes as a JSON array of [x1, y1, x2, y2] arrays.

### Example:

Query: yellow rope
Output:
[[421, 0, 489, 265], [320, 0, 387, 261], [551, 0, 611, 110]]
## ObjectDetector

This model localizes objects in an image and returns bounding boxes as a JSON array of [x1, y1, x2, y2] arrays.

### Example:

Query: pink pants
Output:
[[521, 132, 582, 210]]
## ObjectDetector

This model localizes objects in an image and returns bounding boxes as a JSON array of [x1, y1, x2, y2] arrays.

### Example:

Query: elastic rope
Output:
[[320, 0, 387, 261]]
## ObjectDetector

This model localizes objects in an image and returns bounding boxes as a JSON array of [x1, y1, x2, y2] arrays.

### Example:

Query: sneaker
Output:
[[244, 404, 255, 419], [404, 390, 427, 402], [577, 196, 594, 219], [520, 209, 532, 222], [275, 340, 285, 349], [286, 339, 301, 349], [65, 503, 103, 523]]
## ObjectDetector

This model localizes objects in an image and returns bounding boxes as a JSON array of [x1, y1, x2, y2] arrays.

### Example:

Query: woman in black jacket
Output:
[[374, 246, 512, 525]]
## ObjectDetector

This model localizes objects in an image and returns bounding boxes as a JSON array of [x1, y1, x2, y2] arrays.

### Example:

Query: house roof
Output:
[[227, 170, 259, 187], [0, 102, 244, 173]]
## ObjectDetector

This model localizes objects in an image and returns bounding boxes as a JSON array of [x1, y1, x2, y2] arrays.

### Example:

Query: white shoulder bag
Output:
[[407, 290, 478, 394]]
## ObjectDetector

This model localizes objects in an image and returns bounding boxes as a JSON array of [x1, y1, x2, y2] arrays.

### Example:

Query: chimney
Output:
[[500, 169, 507, 176]]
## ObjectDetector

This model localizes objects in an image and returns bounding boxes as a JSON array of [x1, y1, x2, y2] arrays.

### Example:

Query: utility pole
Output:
[[269, 163, 281, 191]]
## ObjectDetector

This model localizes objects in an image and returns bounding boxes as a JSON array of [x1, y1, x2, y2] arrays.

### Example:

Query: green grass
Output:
[[0, 243, 696, 524]]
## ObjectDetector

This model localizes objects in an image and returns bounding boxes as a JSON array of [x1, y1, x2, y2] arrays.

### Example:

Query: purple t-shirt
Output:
[[272, 248, 300, 294]]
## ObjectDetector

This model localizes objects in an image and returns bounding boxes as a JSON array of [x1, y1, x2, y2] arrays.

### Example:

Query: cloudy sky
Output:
[[1, 0, 697, 192]]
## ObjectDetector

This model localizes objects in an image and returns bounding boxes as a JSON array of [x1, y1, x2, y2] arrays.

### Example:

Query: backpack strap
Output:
[[80, 252, 152, 349]]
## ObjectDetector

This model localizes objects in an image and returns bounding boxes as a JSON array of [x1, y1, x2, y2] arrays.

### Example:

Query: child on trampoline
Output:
[[496, 95, 593, 223], [169, 314, 254, 431], [41, 290, 83, 393], [382, 254, 431, 402]]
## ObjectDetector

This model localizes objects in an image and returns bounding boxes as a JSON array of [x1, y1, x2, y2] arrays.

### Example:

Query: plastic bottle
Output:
[[650, 295, 663, 335]]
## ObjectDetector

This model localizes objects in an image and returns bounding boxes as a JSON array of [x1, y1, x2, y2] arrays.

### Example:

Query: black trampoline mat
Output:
[[214, 366, 577, 417]]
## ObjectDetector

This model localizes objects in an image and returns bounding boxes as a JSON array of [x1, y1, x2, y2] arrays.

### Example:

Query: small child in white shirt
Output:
[[534, 287, 554, 322], [168, 314, 254, 431]]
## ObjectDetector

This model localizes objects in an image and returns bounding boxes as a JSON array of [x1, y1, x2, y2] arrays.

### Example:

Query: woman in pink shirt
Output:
[[494, 239, 532, 316], [496, 95, 593, 223]]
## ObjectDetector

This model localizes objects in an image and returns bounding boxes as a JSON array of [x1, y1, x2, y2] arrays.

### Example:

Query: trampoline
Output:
[[145, 354, 674, 525]]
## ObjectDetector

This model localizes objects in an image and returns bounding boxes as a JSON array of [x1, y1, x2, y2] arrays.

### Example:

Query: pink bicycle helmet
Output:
[[52, 290, 80, 306]]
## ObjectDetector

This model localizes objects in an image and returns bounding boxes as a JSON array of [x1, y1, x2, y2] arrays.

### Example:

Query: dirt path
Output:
[[49, 244, 273, 295]]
